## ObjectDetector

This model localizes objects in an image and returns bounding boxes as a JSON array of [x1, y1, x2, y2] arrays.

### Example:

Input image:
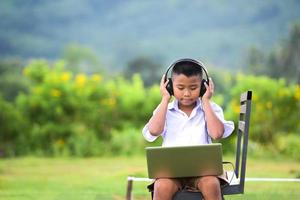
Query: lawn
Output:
[[0, 155, 299, 200]]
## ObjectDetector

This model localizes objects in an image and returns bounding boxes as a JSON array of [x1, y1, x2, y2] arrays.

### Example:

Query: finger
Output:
[[164, 78, 169, 86], [204, 81, 209, 88], [209, 78, 214, 91], [208, 77, 213, 85], [161, 74, 167, 85]]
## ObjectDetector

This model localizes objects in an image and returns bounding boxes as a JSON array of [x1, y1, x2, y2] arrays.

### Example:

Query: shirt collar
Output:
[[168, 99, 202, 111]]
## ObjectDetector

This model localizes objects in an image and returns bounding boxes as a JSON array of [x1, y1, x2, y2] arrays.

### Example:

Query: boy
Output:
[[142, 59, 234, 200]]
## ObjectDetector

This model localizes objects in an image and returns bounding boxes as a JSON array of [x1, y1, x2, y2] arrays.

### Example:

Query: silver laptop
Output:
[[146, 143, 223, 179]]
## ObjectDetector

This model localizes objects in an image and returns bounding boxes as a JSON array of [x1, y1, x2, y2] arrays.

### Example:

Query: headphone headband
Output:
[[164, 58, 209, 82]]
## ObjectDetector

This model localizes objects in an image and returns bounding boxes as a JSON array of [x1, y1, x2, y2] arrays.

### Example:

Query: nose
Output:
[[183, 89, 191, 97]]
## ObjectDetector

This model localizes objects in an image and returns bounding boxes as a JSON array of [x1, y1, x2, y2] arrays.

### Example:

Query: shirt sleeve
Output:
[[142, 106, 166, 142], [142, 123, 159, 142], [211, 102, 235, 138]]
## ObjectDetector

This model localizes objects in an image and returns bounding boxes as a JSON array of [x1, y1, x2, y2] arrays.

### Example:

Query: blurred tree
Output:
[[266, 23, 300, 83], [247, 47, 266, 75], [247, 23, 300, 83], [0, 58, 28, 101], [124, 56, 163, 87], [62, 43, 103, 74]]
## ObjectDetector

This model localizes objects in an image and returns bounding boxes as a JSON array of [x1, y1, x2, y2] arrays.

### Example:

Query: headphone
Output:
[[164, 58, 209, 97]]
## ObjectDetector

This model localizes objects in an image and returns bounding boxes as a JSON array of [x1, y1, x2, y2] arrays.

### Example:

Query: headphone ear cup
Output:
[[166, 78, 174, 95], [200, 80, 208, 97]]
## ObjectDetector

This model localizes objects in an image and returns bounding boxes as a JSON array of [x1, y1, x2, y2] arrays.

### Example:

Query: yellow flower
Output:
[[51, 89, 61, 97], [295, 85, 300, 101], [100, 97, 116, 108], [75, 73, 87, 87], [231, 101, 240, 114], [61, 72, 71, 82], [266, 101, 272, 109]]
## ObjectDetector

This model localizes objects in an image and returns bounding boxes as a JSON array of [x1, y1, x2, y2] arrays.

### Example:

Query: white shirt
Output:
[[142, 99, 234, 147]]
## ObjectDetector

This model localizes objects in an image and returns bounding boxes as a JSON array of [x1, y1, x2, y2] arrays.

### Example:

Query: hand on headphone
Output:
[[160, 75, 171, 100], [202, 77, 214, 100]]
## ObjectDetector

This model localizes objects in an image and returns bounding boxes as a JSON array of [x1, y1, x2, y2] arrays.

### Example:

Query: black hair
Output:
[[171, 61, 203, 78]]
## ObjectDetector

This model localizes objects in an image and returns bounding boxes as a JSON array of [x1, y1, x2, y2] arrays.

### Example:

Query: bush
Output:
[[66, 123, 107, 157], [0, 95, 29, 156], [225, 74, 300, 144], [1, 58, 299, 157], [109, 125, 146, 156], [276, 134, 300, 161], [10, 59, 162, 156]]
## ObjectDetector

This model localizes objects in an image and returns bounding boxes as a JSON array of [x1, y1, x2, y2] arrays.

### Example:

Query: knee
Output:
[[154, 178, 179, 194], [197, 176, 220, 191]]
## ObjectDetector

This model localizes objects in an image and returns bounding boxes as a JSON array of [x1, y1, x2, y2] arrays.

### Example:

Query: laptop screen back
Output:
[[146, 143, 223, 179]]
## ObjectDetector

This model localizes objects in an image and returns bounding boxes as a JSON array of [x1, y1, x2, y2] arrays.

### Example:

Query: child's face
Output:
[[172, 74, 201, 108]]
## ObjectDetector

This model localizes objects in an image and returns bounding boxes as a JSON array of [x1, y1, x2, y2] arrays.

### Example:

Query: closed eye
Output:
[[190, 85, 199, 90]]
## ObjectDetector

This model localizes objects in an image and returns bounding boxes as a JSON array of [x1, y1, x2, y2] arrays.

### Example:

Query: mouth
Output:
[[181, 99, 193, 103]]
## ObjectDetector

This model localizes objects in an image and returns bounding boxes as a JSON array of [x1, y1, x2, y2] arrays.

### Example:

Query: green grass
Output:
[[0, 155, 299, 200]]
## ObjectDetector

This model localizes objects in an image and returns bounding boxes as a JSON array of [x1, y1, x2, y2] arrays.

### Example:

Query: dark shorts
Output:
[[148, 175, 229, 192], [174, 177, 201, 191]]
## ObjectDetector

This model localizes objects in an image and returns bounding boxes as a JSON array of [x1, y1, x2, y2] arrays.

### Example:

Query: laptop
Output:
[[146, 143, 223, 179]]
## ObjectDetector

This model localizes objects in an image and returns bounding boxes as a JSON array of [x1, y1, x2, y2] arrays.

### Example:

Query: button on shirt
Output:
[[142, 99, 234, 147]]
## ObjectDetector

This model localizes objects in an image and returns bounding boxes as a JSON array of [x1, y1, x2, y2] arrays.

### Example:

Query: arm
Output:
[[147, 75, 171, 136], [202, 78, 224, 140]]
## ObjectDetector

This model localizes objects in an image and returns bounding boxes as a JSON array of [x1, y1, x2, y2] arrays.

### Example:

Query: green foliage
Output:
[[66, 123, 106, 157], [113, 74, 161, 127], [0, 95, 30, 156], [209, 68, 234, 106], [1, 59, 161, 157], [276, 134, 300, 161], [226, 74, 300, 146], [15, 60, 113, 156], [0, 58, 299, 157], [109, 125, 146, 156]]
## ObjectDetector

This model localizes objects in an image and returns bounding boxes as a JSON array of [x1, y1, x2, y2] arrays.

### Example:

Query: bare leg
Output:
[[196, 176, 222, 200], [153, 178, 180, 200]]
